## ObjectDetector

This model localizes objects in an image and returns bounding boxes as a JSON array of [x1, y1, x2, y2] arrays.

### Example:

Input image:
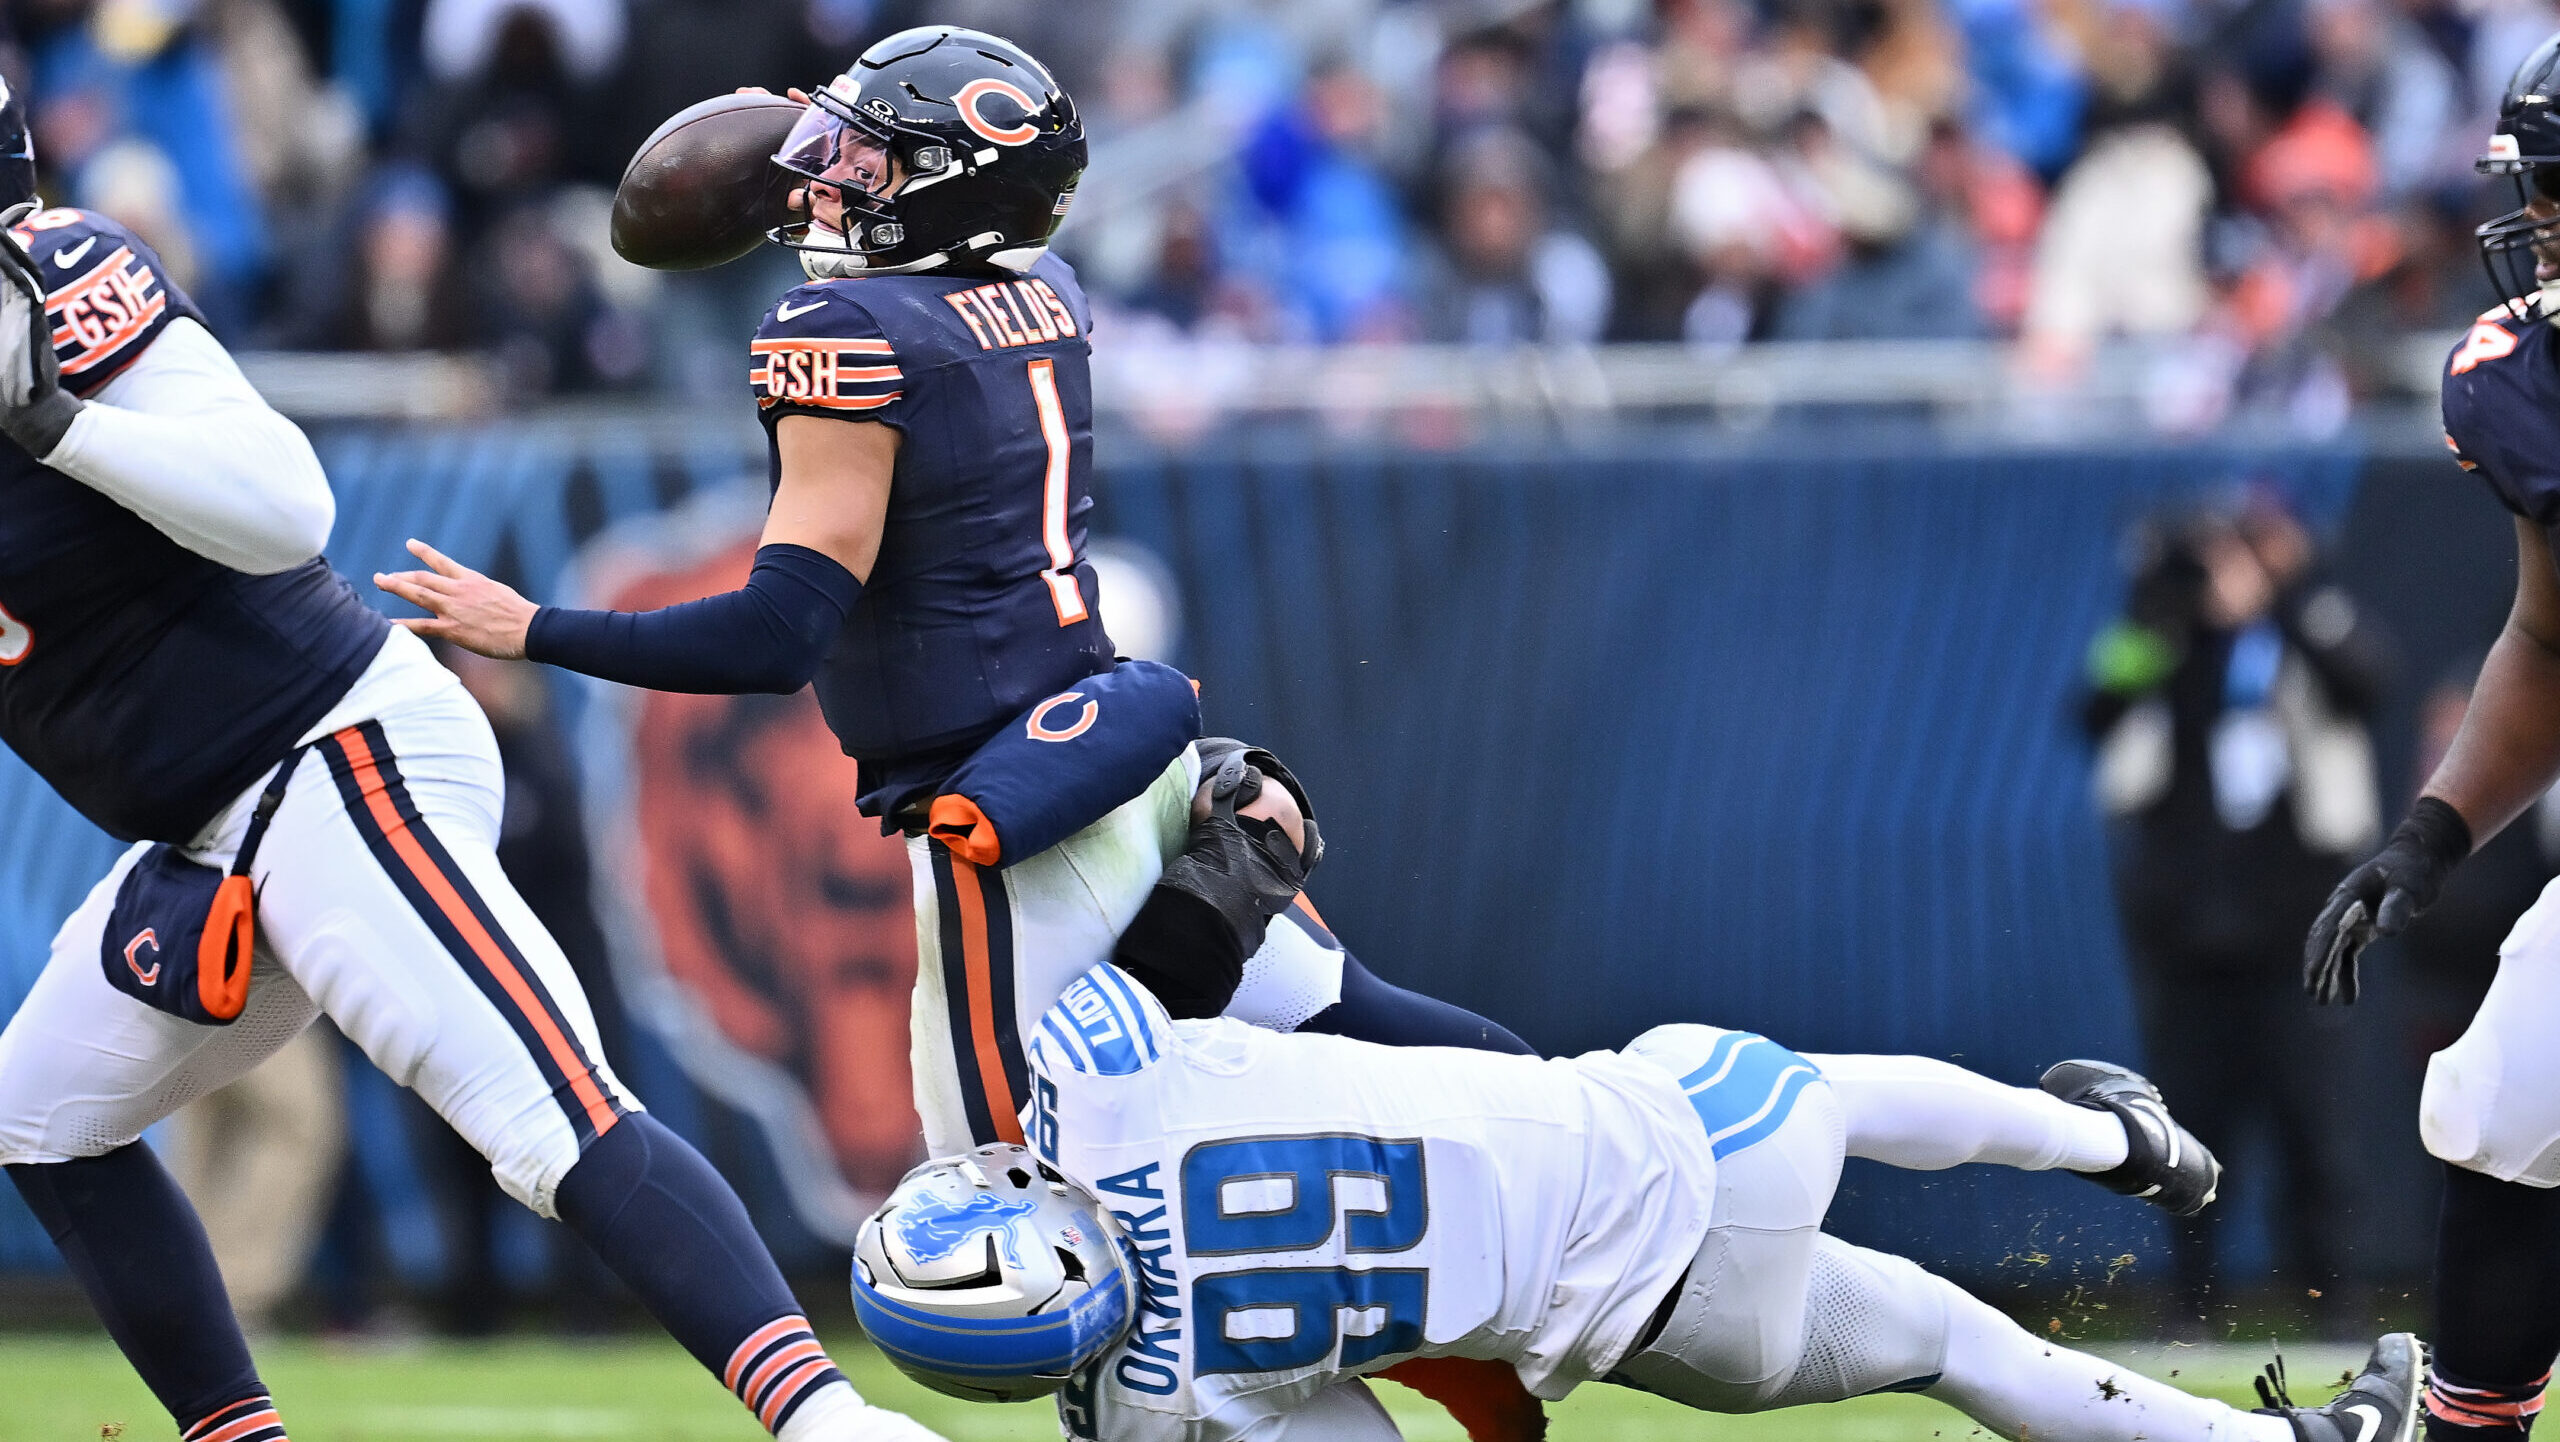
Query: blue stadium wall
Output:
[[0, 422, 2481, 1295]]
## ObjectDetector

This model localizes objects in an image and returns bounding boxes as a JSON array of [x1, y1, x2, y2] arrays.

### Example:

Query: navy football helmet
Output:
[[850, 1144, 1134, 1404], [769, 27, 1084, 279], [2477, 31, 2560, 318]]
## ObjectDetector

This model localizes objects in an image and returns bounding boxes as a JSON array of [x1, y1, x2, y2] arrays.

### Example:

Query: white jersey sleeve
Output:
[[45, 317, 334, 574]]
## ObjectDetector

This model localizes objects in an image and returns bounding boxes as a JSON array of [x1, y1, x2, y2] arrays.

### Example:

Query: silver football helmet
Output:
[[850, 1144, 1135, 1402]]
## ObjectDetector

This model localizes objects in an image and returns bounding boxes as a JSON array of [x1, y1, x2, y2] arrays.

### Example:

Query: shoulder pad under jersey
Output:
[[750, 281, 904, 422], [6, 207, 206, 397], [2442, 299, 2560, 524]]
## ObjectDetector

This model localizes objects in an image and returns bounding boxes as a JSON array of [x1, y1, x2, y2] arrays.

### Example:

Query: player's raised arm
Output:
[[0, 210, 332, 575], [376, 416, 891, 688], [2308, 240, 2560, 1001]]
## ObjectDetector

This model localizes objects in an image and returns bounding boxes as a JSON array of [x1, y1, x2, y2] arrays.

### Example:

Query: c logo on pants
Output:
[[1026, 692, 1097, 743], [123, 927, 160, 985]]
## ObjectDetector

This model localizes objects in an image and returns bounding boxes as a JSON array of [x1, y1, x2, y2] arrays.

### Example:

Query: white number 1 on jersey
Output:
[[1026, 358, 1089, 627], [0, 601, 33, 664]]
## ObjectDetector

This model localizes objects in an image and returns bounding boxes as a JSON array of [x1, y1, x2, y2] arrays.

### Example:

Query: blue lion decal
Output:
[[898, 1189, 1039, 1269]]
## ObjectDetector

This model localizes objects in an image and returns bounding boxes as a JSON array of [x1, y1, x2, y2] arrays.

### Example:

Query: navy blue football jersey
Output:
[[2443, 298, 2560, 523], [0, 207, 387, 843], [750, 251, 1114, 816]]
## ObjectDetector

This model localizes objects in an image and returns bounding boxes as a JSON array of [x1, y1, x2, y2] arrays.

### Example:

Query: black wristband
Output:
[[2402, 795, 2475, 865]]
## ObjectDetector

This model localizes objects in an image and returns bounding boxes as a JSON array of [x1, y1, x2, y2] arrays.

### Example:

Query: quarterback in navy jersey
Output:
[[388, 19, 1532, 1137], [387, 28, 1547, 1436], [2303, 30, 2560, 1442], [0, 85, 940, 1442]]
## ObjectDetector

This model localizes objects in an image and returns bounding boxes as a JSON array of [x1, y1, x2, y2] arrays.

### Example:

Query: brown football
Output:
[[611, 93, 805, 270]]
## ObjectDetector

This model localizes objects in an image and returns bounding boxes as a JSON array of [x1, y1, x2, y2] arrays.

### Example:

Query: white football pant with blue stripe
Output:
[[1612, 1026, 2291, 1442]]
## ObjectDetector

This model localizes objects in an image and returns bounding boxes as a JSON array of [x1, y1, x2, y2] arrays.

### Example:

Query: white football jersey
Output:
[[1025, 963, 1720, 1441]]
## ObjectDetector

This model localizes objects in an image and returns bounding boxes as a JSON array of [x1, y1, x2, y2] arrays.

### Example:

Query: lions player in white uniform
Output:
[[853, 778, 2423, 1442]]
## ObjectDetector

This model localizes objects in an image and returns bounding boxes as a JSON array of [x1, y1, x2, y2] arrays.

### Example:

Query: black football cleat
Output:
[[2038, 1059, 2222, 1217], [2252, 1334, 2425, 1442]]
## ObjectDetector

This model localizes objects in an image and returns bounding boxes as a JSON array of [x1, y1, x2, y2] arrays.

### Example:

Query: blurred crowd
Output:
[[1, 0, 2549, 410]]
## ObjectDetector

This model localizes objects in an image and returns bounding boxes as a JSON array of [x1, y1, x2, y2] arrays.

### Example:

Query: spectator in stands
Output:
[[1417, 128, 1611, 345], [2081, 490, 2394, 1336], [2308, 0, 2462, 201], [406, 0, 622, 245], [26, 0, 269, 322], [1668, 105, 1832, 346], [1950, 0, 2088, 179], [284, 162, 473, 351], [1774, 116, 1987, 339], [2021, 0, 2212, 370], [1233, 55, 1412, 342], [469, 196, 649, 395], [2206, 91, 2394, 432], [1593, 102, 1718, 339]]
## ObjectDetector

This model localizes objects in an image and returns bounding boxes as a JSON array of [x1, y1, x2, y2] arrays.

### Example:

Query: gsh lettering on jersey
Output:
[[14, 208, 170, 383], [750, 335, 899, 412]]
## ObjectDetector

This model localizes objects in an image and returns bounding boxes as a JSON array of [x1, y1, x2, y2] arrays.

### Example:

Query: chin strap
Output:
[[788, 221, 1038, 281]]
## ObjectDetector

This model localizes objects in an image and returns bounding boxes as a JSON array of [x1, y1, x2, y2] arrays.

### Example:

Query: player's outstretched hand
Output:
[[375, 538, 537, 660], [2304, 795, 2472, 1005]]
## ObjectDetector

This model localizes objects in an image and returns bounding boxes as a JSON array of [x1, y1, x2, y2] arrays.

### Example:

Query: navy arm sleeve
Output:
[[524, 543, 859, 694]]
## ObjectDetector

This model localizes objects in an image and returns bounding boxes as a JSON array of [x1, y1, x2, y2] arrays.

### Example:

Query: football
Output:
[[609, 92, 805, 270]]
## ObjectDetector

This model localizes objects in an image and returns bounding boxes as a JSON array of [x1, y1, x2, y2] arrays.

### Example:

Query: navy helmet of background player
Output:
[[768, 27, 1085, 279], [2473, 32, 2560, 322]]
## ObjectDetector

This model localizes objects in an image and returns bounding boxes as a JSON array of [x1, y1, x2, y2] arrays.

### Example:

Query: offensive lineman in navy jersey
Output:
[[2302, 32, 2560, 1442], [0, 84, 942, 1442]]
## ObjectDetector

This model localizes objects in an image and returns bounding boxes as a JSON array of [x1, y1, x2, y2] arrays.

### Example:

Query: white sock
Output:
[[1808, 1054, 2129, 1173], [772, 1380, 949, 1442], [1925, 1278, 2290, 1442]]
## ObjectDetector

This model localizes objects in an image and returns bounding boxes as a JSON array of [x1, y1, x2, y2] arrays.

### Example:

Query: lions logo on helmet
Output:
[[894, 1188, 1038, 1269], [851, 1144, 1135, 1403], [767, 27, 1084, 281]]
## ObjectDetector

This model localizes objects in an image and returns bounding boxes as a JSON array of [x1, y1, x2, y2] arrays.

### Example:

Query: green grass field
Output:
[[1, 1333, 2361, 1442]]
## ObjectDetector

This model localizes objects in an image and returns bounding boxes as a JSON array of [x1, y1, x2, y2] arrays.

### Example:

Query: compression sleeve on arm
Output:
[[41, 318, 335, 574], [523, 543, 860, 694]]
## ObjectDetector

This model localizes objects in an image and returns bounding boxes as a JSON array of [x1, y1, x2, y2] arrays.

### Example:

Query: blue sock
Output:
[[1298, 951, 1538, 1054], [553, 1113, 849, 1432], [8, 1146, 280, 1435]]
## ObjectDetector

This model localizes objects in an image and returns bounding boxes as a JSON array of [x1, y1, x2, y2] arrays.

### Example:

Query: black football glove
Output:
[[1112, 741, 1320, 1019], [2304, 796, 2471, 1005], [0, 203, 80, 460]]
